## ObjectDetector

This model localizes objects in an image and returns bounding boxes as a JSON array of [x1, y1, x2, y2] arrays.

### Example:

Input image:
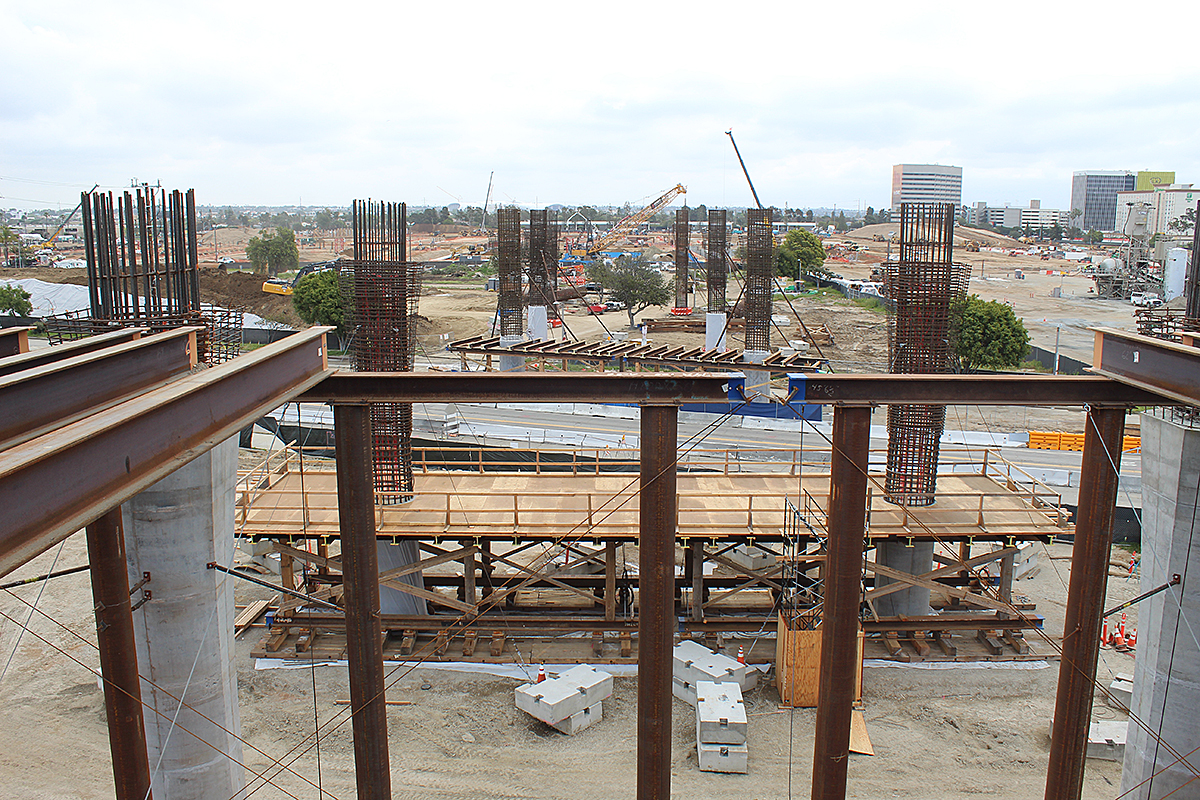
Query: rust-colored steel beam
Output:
[[0, 327, 146, 378], [86, 508, 152, 800], [637, 404, 678, 800], [1045, 406, 1125, 800], [812, 405, 871, 800], [334, 404, 391, 800], [801, 374, 1169, 406], [0, 327, 198, 449], [0, 327, 331, 577], [1091, 326, 1200, 406], [0, 326, 32, 358], [299, 371, 730, 404]]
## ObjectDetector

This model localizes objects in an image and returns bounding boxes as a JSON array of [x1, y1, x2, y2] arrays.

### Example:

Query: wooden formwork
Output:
[[776, 613, 863, 708]]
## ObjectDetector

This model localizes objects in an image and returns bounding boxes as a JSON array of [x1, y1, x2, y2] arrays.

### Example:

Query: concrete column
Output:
[[528, 305, 548, 342], [122, 438, 244, 800], [499, 334, 524, 372], [742, 350, 771, 403], [873, 541, 934, 617], [705, 312, 727, 351], [1120, 413, 1200, 799]]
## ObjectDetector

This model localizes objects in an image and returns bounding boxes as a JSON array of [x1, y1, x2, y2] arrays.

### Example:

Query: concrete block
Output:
[[1106, 673, 1133, 709], [696, 681, 747, 744], [1048, 718, 1127, 762], [516, 665, 613, 725], [697, 740, 749, 773], [726, 544, 775, 573], [673, 640, 756, 691], [673, 676, 697, 706], [550, 701, 602, 735]]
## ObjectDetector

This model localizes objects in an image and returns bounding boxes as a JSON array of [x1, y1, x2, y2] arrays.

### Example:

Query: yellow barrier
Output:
[[1029, 431, 1142, 453]]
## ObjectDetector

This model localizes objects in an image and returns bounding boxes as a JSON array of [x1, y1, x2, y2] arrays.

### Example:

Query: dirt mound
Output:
[[199, 268, 301, 326]]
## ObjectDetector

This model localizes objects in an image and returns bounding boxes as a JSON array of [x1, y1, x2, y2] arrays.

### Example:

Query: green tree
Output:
[[781, 229, 829, 280], [292, 270, 345, 333], [1168, 206, 1196, 236], [0, 284, 34, 316], [0, 225, 17, 265], [1048, 224, 1064, 242], [246, 227, 300, 276], [1084, 230, 1104, 245], [953, 295, 1029, 370], [774, 246, 798, 279], [587, 256, 670, 327]]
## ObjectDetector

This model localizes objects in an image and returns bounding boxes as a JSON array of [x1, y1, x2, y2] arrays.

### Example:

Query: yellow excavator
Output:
[[568, 183, 686, 258]]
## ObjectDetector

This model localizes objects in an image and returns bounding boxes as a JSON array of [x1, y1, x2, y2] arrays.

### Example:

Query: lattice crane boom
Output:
[[587, 183, 686, 256]]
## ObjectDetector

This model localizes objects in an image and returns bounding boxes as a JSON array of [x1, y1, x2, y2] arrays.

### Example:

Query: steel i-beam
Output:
[[637, 404, 677, 800], [812, 405, 871, 800]]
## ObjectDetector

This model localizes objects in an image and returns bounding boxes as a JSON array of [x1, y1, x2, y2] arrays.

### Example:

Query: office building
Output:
[[1115, 184, 1198, 237], [892, 164, 963, 208], [1070, 171, 1136, 232]]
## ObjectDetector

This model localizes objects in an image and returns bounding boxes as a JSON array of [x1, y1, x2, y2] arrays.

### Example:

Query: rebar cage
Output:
[[707, 209, 727, 313], [744, 208, 773, 353]]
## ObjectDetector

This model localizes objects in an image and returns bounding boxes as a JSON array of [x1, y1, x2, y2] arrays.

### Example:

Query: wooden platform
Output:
[[238, 467, 1069, 544]]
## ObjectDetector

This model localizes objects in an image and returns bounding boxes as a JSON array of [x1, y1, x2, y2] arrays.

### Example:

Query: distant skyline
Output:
[[3, 1, 1198, 214]]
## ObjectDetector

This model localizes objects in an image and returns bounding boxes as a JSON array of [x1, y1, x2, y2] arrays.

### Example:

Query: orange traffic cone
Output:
[[1120, 612, 1128, 639], [1129, 628, 1137, 648], [536, 664, 546, 683], [1113, 628, 1126, 649], [1101, 620, 1111, 646], [737, 646, 745, 665]]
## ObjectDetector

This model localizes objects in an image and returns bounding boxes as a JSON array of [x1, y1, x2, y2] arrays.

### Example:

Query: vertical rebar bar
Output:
[[744, 208, 773, 353], [707, 209, 727, 313], [674, 210, 689, 309]]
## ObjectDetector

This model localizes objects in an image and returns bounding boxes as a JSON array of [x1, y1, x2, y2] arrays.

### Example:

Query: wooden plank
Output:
[[490, 630, 505, 657], [234, 598, 272, 637], [849, 709, 875, 756]]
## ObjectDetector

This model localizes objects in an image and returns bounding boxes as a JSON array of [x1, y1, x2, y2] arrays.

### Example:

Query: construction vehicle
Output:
[[262, 259, 342, 296], [567, 184, 686, 259], [30, 184, 97, 253]]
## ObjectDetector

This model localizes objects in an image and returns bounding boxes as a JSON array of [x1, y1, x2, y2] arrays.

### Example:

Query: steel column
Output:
[[85, 507, 152, 800], [690, 539, 704, 622], [334, 404, 391, 800], [1045, 406, 1125, 800], [637, 404, 677, 800], [812, 405, 871, 800]]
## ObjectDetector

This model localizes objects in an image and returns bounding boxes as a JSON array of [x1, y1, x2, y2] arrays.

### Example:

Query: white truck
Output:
[[1130, 292, 1162, 308]]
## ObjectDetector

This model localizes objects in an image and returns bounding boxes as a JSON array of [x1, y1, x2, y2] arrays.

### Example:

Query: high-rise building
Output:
[[1070, 171, 1135, 232], [1135, 171, 1175, 191], [891, 164, 963, 208]]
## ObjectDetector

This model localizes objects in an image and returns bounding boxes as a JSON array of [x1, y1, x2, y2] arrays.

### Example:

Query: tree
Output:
[[587, 256, 670, 327], [953, 295, 1029, 370], [1168, 206, 1196, 236], [0, 225, 17, 265], [1084, 230, 1104, 245], [774, 246, 798, 279], [0, 284, 33, 316], [781, 229, 829, 280], [1048, 224, 1064, 242], [292, 270, 345, 333], [246, 227, 299, 276]]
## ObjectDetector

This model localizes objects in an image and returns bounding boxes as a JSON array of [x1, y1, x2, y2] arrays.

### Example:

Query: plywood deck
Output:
[[237, 469, 1068, 543]]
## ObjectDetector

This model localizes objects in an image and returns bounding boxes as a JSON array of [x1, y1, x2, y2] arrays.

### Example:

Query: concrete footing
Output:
[[705, 312, 727, 351]]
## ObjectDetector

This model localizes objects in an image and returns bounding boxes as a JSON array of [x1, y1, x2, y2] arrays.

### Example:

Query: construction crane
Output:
[[36, 184, 98, 250], [569, 184, 687, 258]]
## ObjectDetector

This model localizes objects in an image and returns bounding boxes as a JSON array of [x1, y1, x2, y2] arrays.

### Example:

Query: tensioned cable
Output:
[[0, 538, 65, 685], [237, 399, 754, 799], [786, 397, 1200, 780], [295, 400, 326, 800], [0, 601, 317, 800]]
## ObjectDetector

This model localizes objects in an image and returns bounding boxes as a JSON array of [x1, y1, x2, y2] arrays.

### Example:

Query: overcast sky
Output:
[[3, 0, 1198, 214]]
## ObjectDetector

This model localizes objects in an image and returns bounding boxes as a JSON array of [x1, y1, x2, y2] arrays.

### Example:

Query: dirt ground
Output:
[[0, 531, 1144, 799]]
